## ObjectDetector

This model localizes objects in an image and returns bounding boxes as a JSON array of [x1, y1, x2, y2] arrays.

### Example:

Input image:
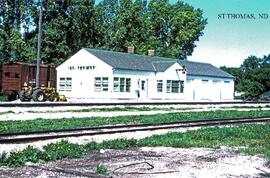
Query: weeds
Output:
[[96, 164, 109, 175], [0, 146, 43, 167], [1, 123, 270, 167], [0, 111, 15, 115], [1, 110, 270, 133], [42, 140, 86, 161], [26, 106, 169, 114]]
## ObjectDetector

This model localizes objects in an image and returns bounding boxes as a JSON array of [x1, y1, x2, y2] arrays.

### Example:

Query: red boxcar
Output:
[[2, 62, 56, 100]]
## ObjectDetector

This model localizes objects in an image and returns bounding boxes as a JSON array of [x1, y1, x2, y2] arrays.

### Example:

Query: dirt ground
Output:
[[0, 146, 269, 178]]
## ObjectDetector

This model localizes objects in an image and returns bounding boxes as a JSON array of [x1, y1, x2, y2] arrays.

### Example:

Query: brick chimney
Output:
[[148, 49, 155, 56], [127, 46, 134, 54]]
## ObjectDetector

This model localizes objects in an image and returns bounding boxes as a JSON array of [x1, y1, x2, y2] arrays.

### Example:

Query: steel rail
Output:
[[0, 101, 270, 107], [0, 116, 269, 144], [0, 115, 270, 137]]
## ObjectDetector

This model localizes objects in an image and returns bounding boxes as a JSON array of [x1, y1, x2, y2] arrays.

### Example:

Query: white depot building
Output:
[[56, 48, 234, 101]]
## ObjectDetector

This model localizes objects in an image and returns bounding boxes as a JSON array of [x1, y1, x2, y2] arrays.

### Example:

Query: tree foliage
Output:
[[221, 55, 270, 99], [0, 0, 207, 65]]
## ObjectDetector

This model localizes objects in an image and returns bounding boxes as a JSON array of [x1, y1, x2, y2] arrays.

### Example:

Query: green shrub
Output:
[[85, 141, 100, 151], [42, 140, 86, 161], [0, 152, 7, 166], [96, 164, 109, 174], [2, 146, 42, 167], [1, 123, 270, 168]]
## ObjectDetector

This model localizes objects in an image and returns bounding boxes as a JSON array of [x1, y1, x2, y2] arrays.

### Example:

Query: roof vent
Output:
[[127, 46, 134, 54], [148, 49, 155, 56]]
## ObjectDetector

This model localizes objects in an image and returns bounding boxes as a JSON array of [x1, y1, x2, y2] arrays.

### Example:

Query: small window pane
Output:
[[157, 80, 163, 92]]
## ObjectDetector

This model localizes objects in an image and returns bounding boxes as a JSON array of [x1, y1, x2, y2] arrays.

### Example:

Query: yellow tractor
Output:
[[19, 82, 66, 102]]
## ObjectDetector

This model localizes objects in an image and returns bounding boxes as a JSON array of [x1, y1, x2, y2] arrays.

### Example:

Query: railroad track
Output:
[[0, 116, 270, 144], [1, 100, 270, 107]]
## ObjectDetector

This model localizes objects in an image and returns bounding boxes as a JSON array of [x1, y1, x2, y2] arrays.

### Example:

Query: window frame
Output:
[[113, 77, 131, 92], [94, 77, 109, 92], [166, 80, 184, 93], [157, 80, 163, 93], [59, 77, 72, 92]]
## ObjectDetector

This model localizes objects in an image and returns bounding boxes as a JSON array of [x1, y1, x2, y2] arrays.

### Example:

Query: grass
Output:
[[96, 164, 109, 175], [0, 111, 15, 115], [25, 106, 200, 114], [26, 106, 163, 113], [24, 105, 270, 114], [0, 123, 270, 168], [1, 110, 270, 133]]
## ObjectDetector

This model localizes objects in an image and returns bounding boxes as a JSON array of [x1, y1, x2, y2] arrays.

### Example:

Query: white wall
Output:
[[57, 49, 234, 101], [151, 63, 186, 100], [185, 75, 234, 101], [106, 63, 186, 100], [57, 49, 113, 98], [57, 51, 187, 100]]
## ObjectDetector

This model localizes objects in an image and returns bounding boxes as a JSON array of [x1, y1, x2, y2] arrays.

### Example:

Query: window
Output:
[[213, 80, 220, 84], [59, 77, 72, 91], [157, 80, 163, 92], [66, 78, 72, 91], [120, 78, 125, 92], [202, 80, 209, 84], [126, 78, 131, 92], [113, 78, 119, 92], [141, 80, 145, 90], [113, 77, 131, 92], [95, 77, 108, 92], [166, 80, 184, 93]]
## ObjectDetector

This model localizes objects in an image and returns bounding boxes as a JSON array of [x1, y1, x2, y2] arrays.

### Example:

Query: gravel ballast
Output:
[[0, 147, 269, 178]]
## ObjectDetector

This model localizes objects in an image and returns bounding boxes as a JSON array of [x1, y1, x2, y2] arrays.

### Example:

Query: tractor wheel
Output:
[[19, 91, 30, 102], [32, 89, 46, 102], [6, 92, 17, 101], [48, 93, 58, 102], [19, 91, 26, 102]]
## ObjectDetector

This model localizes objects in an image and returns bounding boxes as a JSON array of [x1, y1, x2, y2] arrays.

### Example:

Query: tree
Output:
[[223, 54, 270, 99], [96, 0, 207, 58], [108, 0, 152, 53], [1, 0, 207, 63], [0, 0, 34, 61], [240, 80, 264, 99], [220, 66, 243, 92], [241, 55, 261, 71], [148, 0, 207, 59], [261, 55, 270, 68]]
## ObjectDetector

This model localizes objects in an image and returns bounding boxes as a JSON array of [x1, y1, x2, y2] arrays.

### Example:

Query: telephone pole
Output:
[[36, 0, 43, 88]]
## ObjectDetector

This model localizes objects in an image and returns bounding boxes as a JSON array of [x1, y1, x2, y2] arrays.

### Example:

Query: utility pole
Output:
[[36, 0, 43, 88]]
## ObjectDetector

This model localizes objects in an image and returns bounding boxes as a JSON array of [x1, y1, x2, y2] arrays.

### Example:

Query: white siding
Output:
[[185, 75, 234, 101], [152, 63, 186, 100], [57, 49, 234, 101], [57, 49, 113, 98]]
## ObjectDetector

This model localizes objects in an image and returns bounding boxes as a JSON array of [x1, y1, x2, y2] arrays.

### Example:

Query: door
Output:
[[139, 79, 148, 99]]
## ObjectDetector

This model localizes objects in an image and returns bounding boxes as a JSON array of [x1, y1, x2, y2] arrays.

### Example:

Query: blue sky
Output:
[[175, 0, 270, 67]]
